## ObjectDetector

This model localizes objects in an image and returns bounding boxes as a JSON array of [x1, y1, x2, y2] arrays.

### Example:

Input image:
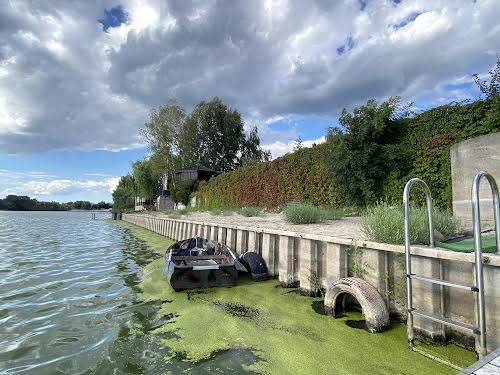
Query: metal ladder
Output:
[[404, 171, 500, 363]]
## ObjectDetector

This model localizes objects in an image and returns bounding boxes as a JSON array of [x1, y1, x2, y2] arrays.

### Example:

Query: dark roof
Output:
[[175, 164, 217, 174]]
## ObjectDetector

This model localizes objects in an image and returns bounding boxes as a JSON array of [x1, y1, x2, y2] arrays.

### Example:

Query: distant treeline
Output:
[[0, 195, 112, 211]]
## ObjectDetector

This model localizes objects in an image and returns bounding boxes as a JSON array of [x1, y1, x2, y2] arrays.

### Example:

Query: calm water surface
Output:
[[0, 211, 254, 374]]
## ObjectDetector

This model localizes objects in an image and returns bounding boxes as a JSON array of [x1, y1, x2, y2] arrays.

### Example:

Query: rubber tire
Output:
[[324, 277, 390, 333], [238, 252, 268, 281]]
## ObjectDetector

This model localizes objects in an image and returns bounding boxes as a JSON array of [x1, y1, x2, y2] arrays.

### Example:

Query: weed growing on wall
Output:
[[347, 241, 370, 279]]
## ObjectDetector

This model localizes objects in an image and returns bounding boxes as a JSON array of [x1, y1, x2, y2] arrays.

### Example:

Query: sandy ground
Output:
[[149, 211, 368, 241]]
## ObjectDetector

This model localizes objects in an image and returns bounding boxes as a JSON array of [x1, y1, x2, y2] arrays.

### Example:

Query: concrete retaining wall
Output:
[[123, 213, 500, 354], [451, 132, 500, 229]]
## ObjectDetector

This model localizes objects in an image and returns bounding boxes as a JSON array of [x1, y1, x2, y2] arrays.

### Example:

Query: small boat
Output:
[[164, 237, 248, 291]]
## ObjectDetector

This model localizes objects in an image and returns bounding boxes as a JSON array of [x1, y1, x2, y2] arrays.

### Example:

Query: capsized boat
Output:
[[163, 237, 248, 291]]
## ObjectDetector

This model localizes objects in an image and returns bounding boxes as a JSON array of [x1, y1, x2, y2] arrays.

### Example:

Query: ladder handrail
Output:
[[471, 170, 500, 357], [403, 177, 435, 347]]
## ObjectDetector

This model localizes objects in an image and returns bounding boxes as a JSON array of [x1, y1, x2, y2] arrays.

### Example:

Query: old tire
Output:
[[238, 252, 268, 281], [324, 277, 390, 333]]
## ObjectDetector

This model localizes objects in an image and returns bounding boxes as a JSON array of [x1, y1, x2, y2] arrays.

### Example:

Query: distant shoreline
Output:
[[0, 209, 112, 212]]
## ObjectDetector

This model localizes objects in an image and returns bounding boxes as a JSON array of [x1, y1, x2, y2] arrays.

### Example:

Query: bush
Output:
[[320, 208, 343, 220], [361, 202, 460, 245], [221, 209, 234, 216], [239, 207, 262, 217], [283, 205, 323, 224], [209, 208, 223, 216], [326, 97, 412, 207], [171, 180, 195, 206]]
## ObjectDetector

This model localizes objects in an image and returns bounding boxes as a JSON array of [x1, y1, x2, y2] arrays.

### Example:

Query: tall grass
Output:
[[283, 205, 343, 224], [283, 205, 322, 224], [239, 207, 263, 217], [209, 208, 235, 216], [321, 208, 343, 220], [361, 202, 460, 245]]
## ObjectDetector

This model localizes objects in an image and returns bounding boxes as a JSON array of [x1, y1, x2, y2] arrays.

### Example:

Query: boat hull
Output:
[[166, 264, 238, 291]]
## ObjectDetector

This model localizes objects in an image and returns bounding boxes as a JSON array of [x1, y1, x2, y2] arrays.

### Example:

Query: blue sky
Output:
[[0, 0, 498, 203]]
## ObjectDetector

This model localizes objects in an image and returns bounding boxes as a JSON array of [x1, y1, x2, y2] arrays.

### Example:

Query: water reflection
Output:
[[0, 212, 256, 374]]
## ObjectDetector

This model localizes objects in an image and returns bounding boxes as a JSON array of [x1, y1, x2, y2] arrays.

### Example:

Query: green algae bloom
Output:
[[115, 220, 477, 374]]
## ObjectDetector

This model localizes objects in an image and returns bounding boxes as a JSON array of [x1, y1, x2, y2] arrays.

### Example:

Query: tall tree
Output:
[[112, 175, 136, 211], [326, 97, 412, 206], [178, 97, 268, 172], [132, 159, 162, 202], [141, 103, 186, 187], [240, 126, 271, 166]]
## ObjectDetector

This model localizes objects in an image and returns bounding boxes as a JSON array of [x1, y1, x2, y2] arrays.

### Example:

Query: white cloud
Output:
[[0, 0, 499, 153], [263, 136, 326, 159], [1, 176, 120, 198]]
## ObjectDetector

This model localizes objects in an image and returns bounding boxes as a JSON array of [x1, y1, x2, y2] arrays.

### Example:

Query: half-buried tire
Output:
[[238, 252, 268, 281], [324, 277, 390, 333]]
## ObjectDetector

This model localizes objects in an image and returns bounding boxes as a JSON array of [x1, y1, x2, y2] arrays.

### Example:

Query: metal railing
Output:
[[471, 170, 500, 357], [403, 178, 435, 351], [403, 172, 498, 368]]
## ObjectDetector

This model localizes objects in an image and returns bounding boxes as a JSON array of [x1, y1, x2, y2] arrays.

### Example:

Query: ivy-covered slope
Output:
[[197, 142, 344, 209], [198, 97, 500, 209], [383, 96, 500, 208]]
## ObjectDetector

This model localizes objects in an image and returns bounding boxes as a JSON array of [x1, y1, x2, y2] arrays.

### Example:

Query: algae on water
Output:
[[115, 220, 477, 375]]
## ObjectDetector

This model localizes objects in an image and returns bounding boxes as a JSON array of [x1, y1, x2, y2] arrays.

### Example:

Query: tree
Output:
[[171, 180, 195, 206], [473, 55, 500, 98], [178, 97, 268, 172], [141, 103, 186, 190], [326, 97, 412, 206], [132, 159, 162, 202], [112, 175, 136, 211], [240, 126, 271, 166], [293, 136, 303, 152]]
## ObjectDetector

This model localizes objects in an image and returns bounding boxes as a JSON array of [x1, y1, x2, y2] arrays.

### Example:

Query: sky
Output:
[[0, 0, 499, 203]]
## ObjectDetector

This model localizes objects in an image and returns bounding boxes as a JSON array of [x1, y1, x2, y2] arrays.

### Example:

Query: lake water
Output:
[[0, 211, 254, 374]]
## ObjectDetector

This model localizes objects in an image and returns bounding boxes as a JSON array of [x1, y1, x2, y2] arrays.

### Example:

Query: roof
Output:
[[175, 164, 217, 174]]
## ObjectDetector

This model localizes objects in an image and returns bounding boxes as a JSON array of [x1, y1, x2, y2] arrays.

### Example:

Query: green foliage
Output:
[[326, 97, 412, 206], [178, 97, 268, 172], [239, 207, 262, 217], [320, 207, 343, 220], [347, 242, 369, 279], [132, 159, 162, 201], [0, 195, 112, 211], [208, 208, 223, 215], [383, 95, 500, 208], [112, 175, 136, 211], [361, 202, 460, 245], [283, 204, 323, 224], [141, 103, 185, 186], [171, 180, 195, 206], [473, 55, 500, 98], [189, 96, 500, 210]]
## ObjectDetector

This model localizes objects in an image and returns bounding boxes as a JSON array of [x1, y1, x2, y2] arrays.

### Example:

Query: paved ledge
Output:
[[459, 347, 500, 374], [132, 213, 500, 267]]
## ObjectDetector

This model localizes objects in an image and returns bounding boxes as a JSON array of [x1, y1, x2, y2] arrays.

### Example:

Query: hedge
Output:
[[197, 143, 343, 209], [198, 97, 500, 209]]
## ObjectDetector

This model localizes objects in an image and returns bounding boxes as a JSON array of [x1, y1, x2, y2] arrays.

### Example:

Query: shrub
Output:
[[209, 208, 235, 216], [361, 202, 460, 245], [239, 207, 262, 217], [168, 211, 181, 219], [320, 208, 343, 220], [221, 209, 234, 216], [171, 180, 195, 206], [209, 208, 223, 216], [283, 205, 323, 224]]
